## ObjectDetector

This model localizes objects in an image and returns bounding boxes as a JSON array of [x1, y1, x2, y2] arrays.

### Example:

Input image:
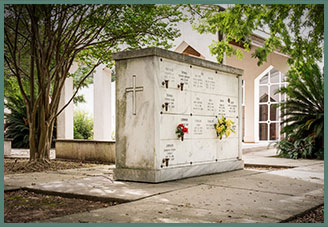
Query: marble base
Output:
[[114, 159, 244, 183]]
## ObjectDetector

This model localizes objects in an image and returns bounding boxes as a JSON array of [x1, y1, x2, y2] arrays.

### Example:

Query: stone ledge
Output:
[[55, 140, 115, 163], [113, 47, 244, 76], [5, 148, 56, 159], [54, 139, 115, 144]]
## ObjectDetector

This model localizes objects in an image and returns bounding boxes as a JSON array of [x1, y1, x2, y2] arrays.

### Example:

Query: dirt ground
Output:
[[4, 158, 104, 175], [4, 189, 119, 223]]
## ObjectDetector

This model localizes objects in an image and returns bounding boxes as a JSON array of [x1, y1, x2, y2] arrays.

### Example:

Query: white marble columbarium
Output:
[[113, 47, 244, 183]]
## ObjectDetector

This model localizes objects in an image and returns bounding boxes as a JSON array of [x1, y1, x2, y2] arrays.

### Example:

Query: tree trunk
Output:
[[29, 120, 54, 162], [29, 125, 37, 160], [28, 96, 55, 162]]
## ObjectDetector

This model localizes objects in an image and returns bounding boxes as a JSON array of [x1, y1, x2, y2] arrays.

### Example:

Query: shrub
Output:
[[4, 95, 57, 148], [74, 110, 93, 139], [276, 63, 324, 159], [4, 96, 29, 148], [277, 132, 323, 159]]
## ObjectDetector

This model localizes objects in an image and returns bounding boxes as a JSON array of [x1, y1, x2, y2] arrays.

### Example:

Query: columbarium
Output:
[[113, 47, 244, 183]]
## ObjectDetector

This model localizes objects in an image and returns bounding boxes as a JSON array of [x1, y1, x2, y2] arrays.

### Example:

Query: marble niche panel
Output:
[[159, 58, 192, 91], [191, 139, 217, 163], [191, 66, 217, 94], [217, 96, 239, 118], [191, 93, 206, 115], [191, 116, 217, 139], [217, 137, 239, 160], [159, 140, 192, 167], [191, 93, 218, 116], [159, 89, 190, 114], [215, 72, 239, 96], [160, 115, 191, 140]]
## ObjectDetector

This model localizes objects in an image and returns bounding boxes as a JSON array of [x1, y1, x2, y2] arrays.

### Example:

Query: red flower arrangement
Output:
[[176, 124, 188, 141]]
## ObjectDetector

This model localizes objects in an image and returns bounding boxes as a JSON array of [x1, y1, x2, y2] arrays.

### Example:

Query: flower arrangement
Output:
[[176, 124, 188, 141], [215, 116, 236, 139]]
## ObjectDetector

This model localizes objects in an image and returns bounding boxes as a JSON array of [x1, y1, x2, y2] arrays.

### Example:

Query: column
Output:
[[57, 77, 74, 139], [93, 64, 112, 141]]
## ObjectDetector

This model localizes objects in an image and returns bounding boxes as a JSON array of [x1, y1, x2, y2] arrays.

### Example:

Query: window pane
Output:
[[259, 86, 268, 102], [270, 68, 280, 83], [281, 93, 286, 101], [281, 73, 287, 82], [259, 104, 268, 121], [270, 123, 279, 140], [260, 73, 268, 84], [270, 85, 279, 102], [259, 123, 268, 140], [270, 104, 279, 121]]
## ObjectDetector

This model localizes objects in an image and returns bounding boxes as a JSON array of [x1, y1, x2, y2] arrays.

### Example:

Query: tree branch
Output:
[[52, 59, 102, 121]]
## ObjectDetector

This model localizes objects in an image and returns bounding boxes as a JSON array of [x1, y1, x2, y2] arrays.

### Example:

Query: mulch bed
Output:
[[244, 164, 293, 171], [4, 189, 119, 223], [286, 205, 324, 223], [4, 159, 104, 175]]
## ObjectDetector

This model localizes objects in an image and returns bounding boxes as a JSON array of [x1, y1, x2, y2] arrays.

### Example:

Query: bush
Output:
[[4, 96, 29, 148], [74, 110, 93, 139], [4, 95, 57, 148], [276, 63, 324, 159], [277, 132, 323, 159]]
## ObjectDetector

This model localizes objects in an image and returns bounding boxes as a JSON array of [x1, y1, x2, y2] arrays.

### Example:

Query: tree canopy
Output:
[[4, 4, 186, 161], [190, 4, 324, 66]]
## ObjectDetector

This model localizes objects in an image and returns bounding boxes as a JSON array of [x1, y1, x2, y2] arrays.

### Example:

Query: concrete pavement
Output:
[[4, 148, 324, 223]]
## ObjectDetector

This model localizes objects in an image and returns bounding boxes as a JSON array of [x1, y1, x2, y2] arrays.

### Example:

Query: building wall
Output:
[[226, 46, 289, 142]]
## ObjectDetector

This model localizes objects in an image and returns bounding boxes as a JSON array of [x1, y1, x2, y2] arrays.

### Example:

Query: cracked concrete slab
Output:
[[4, 165, 113, 190], [27, 175, 195, 201], [42, 179, 323, 223], [200, 171, 324, 196]]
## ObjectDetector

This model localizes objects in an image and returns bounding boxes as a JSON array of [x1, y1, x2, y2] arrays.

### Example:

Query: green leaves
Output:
[[4, 4, 186, 159], [277, 63, 324, 159], [190, 4, 323, 66], [5, 95, 32, 148], [73, 110, 93, 140]]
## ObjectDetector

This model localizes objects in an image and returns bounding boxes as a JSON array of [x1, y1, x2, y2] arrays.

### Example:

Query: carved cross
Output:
[[125, 75, 144, 115]]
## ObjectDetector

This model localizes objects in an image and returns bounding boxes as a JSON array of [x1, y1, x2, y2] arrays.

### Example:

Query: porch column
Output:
[[93, 65, 112, 141], [57, 77, 74, 139]]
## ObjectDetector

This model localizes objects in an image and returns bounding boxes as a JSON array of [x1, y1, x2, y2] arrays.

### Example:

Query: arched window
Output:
[[254, 66, 287, 142]]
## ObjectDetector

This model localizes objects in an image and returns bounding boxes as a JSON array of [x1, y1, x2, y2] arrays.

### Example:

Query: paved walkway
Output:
[[4, 148, 324, 223]]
